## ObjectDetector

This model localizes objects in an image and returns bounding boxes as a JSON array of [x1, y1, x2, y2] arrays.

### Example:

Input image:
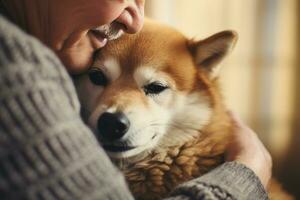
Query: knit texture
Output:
[[0, 15, 133, 200], [0, 14, 268, 200], [169, 162, 268, 200]]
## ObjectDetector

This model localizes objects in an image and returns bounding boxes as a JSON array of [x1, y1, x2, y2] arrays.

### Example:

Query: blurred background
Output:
[[145, 0, 299, 198]]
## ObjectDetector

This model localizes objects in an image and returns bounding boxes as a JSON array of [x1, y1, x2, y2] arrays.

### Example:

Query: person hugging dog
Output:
[[0, 0, 271, 199]]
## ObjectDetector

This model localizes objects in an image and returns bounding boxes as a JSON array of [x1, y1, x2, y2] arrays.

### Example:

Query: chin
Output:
[[103, 141, 159, 167], [106, 146, 147, 159], [57, 51, 93, 74], [101, 132, 163, 161], [108, 149, 150, 168]]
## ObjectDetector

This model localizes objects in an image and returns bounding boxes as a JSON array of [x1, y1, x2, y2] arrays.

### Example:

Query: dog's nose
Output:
[[97, 112, 130, 141]]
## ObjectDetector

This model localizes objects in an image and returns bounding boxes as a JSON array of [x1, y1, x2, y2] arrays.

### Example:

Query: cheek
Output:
[[57, 37, 94, 74], [145, 95, 173, 127], [127, 100, 171, 142], [119, 94, 170, 129], [150, 90, 174, 108]]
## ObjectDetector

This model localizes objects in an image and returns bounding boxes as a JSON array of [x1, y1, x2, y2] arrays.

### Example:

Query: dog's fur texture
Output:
[[74, 20, 293, 200]]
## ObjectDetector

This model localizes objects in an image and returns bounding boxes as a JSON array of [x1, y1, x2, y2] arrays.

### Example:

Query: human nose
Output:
[[115, 0, 144, 34]]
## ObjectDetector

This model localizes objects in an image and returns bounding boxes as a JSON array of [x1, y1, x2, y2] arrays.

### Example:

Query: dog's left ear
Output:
[[189, 30, 238, 79]]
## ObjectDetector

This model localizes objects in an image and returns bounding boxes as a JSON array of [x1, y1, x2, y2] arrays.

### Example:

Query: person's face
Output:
[[48, 0, 145, 74]]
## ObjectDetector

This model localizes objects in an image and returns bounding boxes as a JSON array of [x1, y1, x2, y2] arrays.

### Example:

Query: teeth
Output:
[[90, 27, 124, 41]]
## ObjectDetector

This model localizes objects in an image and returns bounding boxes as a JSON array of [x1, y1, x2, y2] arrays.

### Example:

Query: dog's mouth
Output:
[[102, 145, 136, 153], [98, 132, 159, 159], [103, 144, 148, 160]]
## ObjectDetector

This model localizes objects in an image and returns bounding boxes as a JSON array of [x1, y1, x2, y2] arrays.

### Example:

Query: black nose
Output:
[[97, 112, 130, 141]]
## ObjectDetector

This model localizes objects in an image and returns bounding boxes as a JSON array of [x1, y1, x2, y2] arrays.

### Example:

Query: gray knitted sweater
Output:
[[0, 15, 268, 200]]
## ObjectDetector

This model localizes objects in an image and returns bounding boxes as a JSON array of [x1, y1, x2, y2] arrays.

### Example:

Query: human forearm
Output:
[[165, 162, 268, 200]]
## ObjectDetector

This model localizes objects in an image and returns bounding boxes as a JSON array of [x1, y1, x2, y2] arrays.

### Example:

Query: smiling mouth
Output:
[[90, 23, 124, 40], [102, 145, 136, 153]]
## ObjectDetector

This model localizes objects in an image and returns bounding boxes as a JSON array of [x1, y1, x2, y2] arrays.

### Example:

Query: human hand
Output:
[[226, 112, 272, 189]]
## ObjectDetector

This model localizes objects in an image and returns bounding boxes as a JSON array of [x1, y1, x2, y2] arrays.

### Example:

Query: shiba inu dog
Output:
[[74, 19, 293, 200]]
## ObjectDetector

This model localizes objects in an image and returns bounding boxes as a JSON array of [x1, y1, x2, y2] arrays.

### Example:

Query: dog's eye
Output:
[[88, 68, 108, 86], [144, 82, 169, 95]]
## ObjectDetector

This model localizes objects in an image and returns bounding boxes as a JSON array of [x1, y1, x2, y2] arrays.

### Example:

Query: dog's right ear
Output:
[[189, 31, 238, 79]]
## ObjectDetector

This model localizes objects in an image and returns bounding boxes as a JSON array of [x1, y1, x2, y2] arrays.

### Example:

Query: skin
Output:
[[2, 0, 145, 74], [2, 0, 271, 189], [226, 112, 272, 188]]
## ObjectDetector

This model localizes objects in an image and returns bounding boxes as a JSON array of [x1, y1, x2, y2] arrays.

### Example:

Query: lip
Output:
[[89, 30, 108, 49], [102, 145, 136, 152]]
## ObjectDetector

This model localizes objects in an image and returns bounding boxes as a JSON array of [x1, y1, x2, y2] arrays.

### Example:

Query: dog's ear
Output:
[[189, 30, 238, 79]]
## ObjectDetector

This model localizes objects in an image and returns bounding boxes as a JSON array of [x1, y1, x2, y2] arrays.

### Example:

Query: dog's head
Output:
[[74, 20, 237, 161]]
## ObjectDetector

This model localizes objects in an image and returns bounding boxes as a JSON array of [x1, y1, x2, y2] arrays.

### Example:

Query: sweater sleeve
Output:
[[0, 16, 134, 200], [166, 162, 269, 200]]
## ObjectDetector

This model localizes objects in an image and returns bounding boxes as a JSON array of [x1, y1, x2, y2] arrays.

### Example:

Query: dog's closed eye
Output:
[[143, 82, 169, 95]]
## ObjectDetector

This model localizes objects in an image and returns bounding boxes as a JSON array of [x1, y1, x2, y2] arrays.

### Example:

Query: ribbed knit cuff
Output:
[[170, 162, 268, 200]]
